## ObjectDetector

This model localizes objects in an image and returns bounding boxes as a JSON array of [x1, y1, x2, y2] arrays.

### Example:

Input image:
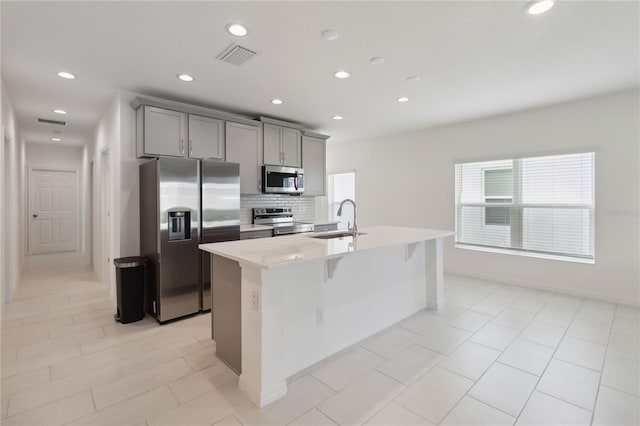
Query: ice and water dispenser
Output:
[[168, 211, 191, 241]]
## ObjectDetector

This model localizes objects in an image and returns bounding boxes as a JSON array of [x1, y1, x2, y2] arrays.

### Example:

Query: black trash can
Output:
[[113, 256, 147, 324]]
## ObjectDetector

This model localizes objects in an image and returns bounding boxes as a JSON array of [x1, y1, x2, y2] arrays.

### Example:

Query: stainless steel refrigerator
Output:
[[140, 157, 240, 323]]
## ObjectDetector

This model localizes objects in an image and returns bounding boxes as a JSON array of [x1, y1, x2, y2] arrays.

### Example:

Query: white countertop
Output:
[[240, 224, 274, 232], [200, 226, 455, 269]]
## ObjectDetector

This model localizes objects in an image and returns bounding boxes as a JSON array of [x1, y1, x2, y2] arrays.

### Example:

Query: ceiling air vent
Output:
[[37, 117, 66, 126], [216, 43, 258, 66]]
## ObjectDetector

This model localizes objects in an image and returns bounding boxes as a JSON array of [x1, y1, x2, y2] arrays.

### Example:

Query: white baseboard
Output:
[[444, 268, 640, 308], [238, 375, 287, 408]]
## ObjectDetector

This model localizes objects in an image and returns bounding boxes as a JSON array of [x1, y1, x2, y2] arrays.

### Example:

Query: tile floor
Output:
[[1, 252, 639, 425]]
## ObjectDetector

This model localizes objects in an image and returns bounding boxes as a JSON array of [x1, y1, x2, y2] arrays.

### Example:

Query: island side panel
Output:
[[238, 263, 288, 407], [284, 244, 428, 376], [248, 243, 428, 389], [211, 254, 242, 374], [425, 238, 444, 310]]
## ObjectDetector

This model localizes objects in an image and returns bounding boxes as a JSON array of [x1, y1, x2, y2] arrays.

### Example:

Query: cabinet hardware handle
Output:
[[189, 140, 193, 156], [33, 214, 38, 218]]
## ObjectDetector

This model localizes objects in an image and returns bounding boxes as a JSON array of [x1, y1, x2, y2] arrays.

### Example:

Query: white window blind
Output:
[[455, 152, 595, 262]]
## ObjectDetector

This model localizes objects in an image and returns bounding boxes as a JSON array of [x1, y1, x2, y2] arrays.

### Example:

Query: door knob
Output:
[[33, 214, 38, 218]]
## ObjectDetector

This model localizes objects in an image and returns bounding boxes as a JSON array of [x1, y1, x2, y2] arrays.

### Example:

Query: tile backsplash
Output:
[[240, 194, 316, 224]]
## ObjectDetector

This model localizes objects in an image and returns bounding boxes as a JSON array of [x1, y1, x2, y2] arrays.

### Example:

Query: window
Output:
[[328, 172, 355, 230], [455, 152, 595, 263], [484, 168, 513, 226]]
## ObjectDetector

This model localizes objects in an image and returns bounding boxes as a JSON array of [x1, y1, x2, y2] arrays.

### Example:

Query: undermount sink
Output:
[[308, 232, 367, 240]]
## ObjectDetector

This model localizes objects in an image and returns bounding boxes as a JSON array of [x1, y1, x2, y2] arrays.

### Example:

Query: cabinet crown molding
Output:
[[131, 96, 259, 127], [259, 116, 305, 130], [301, 130, 331, 140]]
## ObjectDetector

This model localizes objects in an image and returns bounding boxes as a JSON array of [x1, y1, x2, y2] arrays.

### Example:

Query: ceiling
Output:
[[1, 1, 638, 147]]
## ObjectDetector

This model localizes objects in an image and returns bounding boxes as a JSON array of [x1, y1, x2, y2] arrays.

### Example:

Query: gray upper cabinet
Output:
[[302, 133, 328, 196], [281, 127, 301, 167], [188, 115, 224, 160], [140, 106, 187, 158], [225, 121, 263, 195], [134, 99, 327, 197], [137, 105, 224, 160], [263, 123, 301, 167], [263, 124, 282, 166]]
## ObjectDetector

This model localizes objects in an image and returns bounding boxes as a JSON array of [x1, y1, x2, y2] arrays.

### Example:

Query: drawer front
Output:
[[240, 229, 273, 240], [314, 223, 338, 232]]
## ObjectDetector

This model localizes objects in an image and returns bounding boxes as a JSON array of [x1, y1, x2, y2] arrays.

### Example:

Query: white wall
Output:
[[85, 91, 141, 297], [1, 79, 26, 304], [327, 90, 640, 306], [118, 92, 140, 260], [25, 143, 83, 170]]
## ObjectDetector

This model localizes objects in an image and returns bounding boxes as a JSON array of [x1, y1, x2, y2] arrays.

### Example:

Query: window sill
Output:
[[455, 244, 595, 264]]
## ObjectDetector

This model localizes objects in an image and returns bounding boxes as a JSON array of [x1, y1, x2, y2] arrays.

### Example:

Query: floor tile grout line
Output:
[[513, 296, 594, 425], [534, 388, 598, 413], [397, 286, 517, 424], [4, 387, 96, 421], [286, 405, 335, 426], [314, 402, 343, 425], [589, 302, 622, 426], [597, 383, 640, 399], [392, 397, 442, 424], [5, 341, 200, 417], [465, 393, 519, 420], [439, 288, 563, 424]]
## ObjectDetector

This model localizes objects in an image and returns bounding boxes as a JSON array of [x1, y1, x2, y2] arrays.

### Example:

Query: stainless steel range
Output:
[[253, 208, 314, 236]]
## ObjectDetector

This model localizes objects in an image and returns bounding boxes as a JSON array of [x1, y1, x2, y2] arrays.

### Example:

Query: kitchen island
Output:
[[199, 226, 454, 407]]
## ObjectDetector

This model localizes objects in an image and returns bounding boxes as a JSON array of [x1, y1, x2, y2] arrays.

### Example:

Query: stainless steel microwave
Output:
[[262, 165, 304, 195]]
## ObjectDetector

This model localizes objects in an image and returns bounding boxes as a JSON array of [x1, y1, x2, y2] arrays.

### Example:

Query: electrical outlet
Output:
[[251, 291, 259, 310], [316, 308, 324, 325]]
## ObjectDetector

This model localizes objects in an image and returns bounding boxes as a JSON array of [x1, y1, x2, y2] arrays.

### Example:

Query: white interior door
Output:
[[29, 169, 78, 255]]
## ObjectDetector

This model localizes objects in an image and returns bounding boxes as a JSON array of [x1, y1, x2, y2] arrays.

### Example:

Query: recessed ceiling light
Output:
[[177, 74, 194, 82], [406, 75, 421, 82], [321, 29, 339, 41], [271, 99, 283, 105], [51, 137, 61, 142], [526, 0, 554, 15], [227, 23, 248, 37], [370, 57, 385, 65], [53, 109, 67, 115], [334, 71, 350, 79], [57, 71, 76, 80], [332, 115, 344, 120], [397, 97, 409, 103]]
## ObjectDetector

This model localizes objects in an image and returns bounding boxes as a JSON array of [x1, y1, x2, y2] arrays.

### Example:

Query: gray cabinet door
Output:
[[144, 106, 186, 157], [188, 115, 224, 160], [263, 123, 282, 165], [281, 127, 301, 167], [240, 229, 273, 240], [302, 135, 326, 196], [225, 121, 262, 194]]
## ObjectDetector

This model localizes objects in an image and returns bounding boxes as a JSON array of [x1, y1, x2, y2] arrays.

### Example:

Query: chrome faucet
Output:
[[337, 199, 357, 236]]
